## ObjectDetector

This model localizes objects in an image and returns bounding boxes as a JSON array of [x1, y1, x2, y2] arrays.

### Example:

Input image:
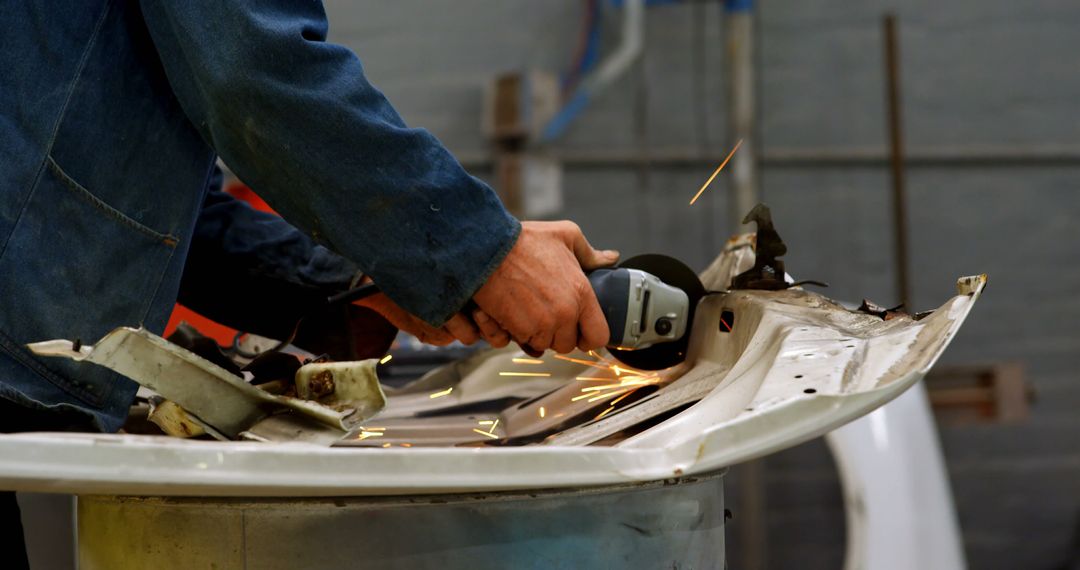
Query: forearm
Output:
[[141, 0, 519, 326], [177, 174, 359, 338]]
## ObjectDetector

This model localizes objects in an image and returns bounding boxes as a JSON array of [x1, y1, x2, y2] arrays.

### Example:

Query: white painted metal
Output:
[[27, 329, 383, 437], [827, 381, 967, 570], [0, 273, 985, 497]]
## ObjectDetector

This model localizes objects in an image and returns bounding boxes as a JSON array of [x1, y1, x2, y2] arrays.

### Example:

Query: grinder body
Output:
[[589, 268, 691, 351]]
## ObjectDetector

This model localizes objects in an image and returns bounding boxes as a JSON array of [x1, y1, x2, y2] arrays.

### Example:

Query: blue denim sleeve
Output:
[[139, 0, 521, 326], [177, 167, 362, 338]]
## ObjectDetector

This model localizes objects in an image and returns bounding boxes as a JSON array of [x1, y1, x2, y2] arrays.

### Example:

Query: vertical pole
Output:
[[884, 14, 911, 310], [726, 0, 758, 230], [634, 55, 652, 250], [726, 2, 767, 567]]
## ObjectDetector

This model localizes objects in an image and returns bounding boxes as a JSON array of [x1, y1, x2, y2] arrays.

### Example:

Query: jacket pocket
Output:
[[0, 156, 178, 407]]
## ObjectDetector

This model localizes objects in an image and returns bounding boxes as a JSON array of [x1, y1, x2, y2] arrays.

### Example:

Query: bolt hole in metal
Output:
[[718, 310, 735, 333], [794, 374, 803, 379], [803, 388, 816, 394]]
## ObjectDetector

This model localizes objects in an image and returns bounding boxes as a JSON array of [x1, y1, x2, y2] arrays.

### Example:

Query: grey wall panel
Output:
[[319, 2, 1080, 568]]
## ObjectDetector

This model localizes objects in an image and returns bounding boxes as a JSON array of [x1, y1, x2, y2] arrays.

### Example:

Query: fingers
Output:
[[473, 219, 618, 357], [551, 323, 578, 354], [472, 309, 511, 348], [577, 286, 610, 351], [561, 221, 619, 271], [416, 324, 454, 346], [518, 343, 544, 358], [550, 285, 582, 353], [526, 327, 555, 353], [444, 314, 480, 346]]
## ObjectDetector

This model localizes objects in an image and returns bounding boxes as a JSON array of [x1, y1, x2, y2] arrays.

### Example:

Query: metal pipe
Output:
[[884, 14, 911, 310], [456, 145, 1080, 170], [542, 0, 645, 142], [723, 4, 767, 568], [725, 0, 758, 231]]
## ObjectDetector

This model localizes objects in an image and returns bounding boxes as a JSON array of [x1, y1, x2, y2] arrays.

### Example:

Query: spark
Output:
[[587, 389, 633, 403], [594, 406, 616, 420], [379, 354, 393, 365], [689, 139, 743, 205], [539, 406, 546, 418], [429, 387, 453, 399], [593, 385, 642, 420], [499, 372, 552, 377], [382, 443, 392, 448], [473, 418, 501, 441], [512, 357, 545, 365], [588, 351, 622, 369], [579, 380, 649, 393], [472, 428, 499, 440], [401, 443, 413, 448], [554, 354, 611, 370], [573, 388, 633, 402], [609, 391, 636, 407], [359, 427, 386, 431], [356, 430, 386, 441], [554, 351, 662, 412]]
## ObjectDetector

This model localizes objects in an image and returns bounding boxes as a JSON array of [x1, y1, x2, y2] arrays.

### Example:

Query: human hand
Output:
[[473, 221, 619, 354], [355, 285, 488, 347]]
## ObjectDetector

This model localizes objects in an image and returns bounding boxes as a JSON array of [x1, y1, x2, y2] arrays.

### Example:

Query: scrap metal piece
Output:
[[241, 413, 350, 446], [147, 398, 208, 439], [294, 360, 386, 418], [27, 327, 384, 439], [857, 299, 909, 320], [732, 203, 790, 291]]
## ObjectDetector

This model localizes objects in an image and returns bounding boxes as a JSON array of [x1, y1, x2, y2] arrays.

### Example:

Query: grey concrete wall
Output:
[[324, 1, 1080, 568]]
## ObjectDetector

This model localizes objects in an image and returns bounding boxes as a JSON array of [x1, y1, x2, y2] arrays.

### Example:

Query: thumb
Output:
[[567, 226, 620, 270]]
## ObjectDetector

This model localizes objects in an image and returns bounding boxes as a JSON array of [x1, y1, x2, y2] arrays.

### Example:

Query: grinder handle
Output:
[[587, 268, 630, 347]]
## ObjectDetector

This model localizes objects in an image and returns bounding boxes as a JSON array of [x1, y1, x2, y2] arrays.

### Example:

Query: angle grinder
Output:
[[588, 254, 706, 371], [284, 255, 705, 371]]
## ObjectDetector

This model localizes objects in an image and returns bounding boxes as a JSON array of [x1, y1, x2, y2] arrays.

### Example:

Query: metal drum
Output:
[[77, 470, 726, 570]]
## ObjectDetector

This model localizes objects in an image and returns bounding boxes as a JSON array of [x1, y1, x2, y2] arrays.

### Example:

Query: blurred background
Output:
[[314, 1, 1079, 568]]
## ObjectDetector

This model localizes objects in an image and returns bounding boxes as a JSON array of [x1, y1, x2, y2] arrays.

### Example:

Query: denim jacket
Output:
[[0, 1, 520, 431]]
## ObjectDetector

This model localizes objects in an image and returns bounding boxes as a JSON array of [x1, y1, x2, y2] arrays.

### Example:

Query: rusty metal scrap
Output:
[[857, 299, 909, 320], [732, 203, 789, 291]]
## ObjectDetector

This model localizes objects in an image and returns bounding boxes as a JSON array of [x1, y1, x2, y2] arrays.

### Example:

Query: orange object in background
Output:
[[163, 181, 275, 345], [164, 304, 238, 346]]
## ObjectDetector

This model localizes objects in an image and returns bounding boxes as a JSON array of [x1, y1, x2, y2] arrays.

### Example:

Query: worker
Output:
[[0, 2, 618, 566]]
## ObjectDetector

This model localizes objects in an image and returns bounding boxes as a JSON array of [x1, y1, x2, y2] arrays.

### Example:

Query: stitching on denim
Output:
[[134, 160, 221, 331], [0, 0, 114, 263], [47, 157, 179, 247], [0, 162, 48, 262], [42, 0, 113, 159], [0, 328, 104, 408]]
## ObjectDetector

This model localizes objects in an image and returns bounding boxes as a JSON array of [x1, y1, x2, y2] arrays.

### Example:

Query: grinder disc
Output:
[[607, 254, 706, 371]]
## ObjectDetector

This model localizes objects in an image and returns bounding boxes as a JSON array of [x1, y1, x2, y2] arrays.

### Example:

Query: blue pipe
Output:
[[541, 90, 591, 143], [724, 0, 753, 13]]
